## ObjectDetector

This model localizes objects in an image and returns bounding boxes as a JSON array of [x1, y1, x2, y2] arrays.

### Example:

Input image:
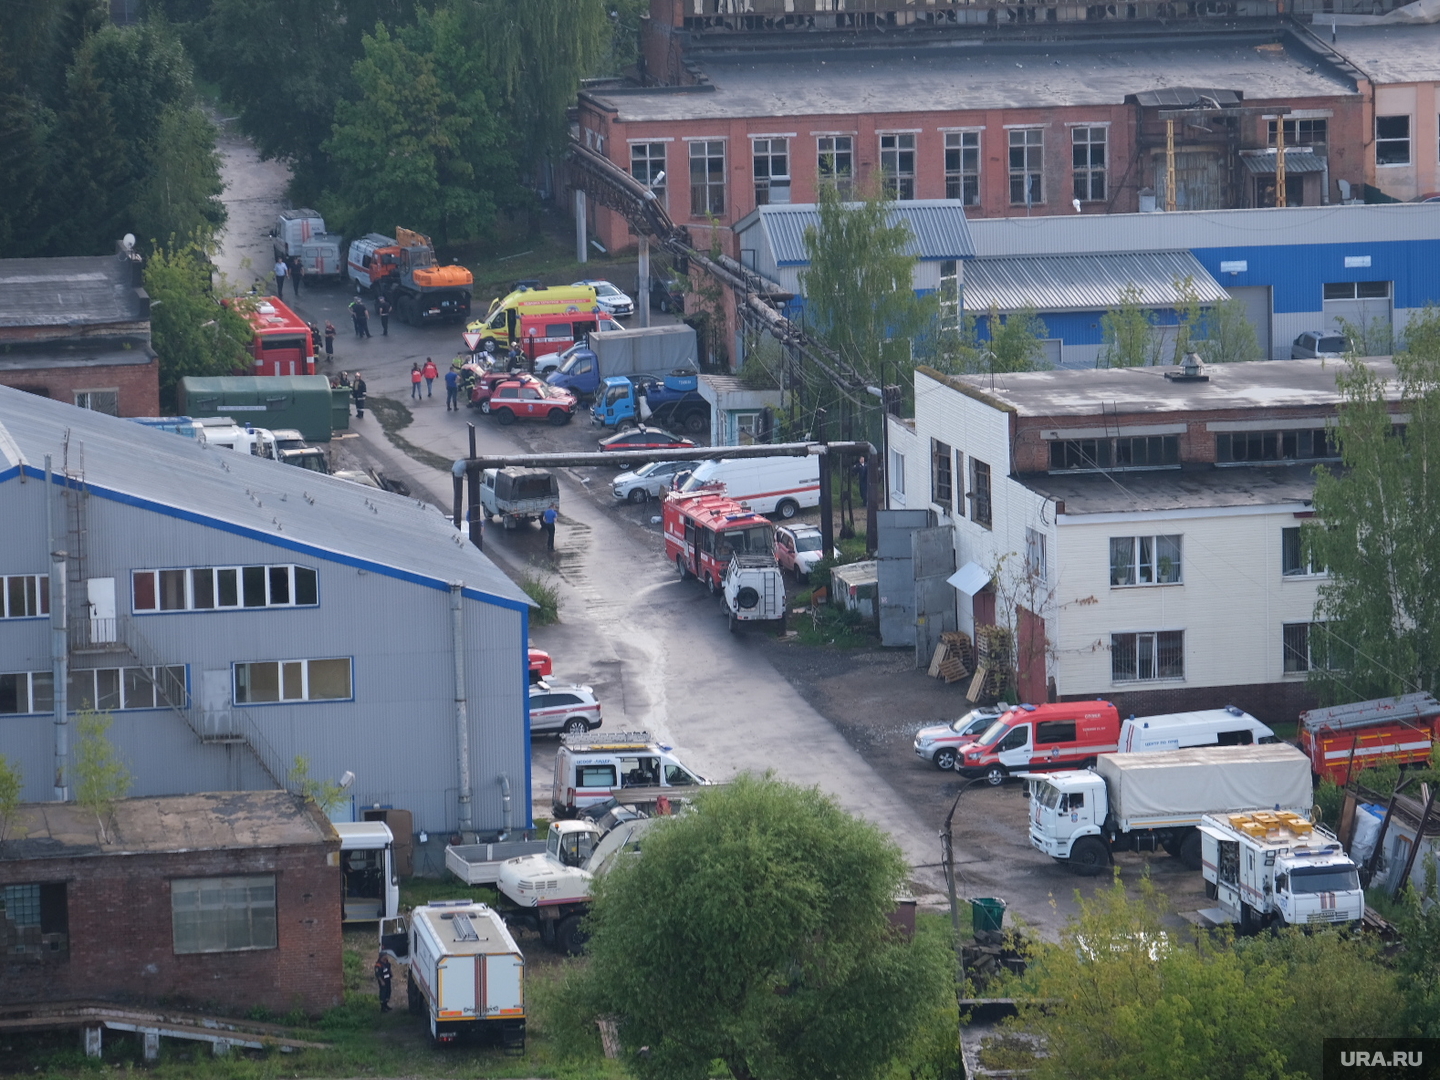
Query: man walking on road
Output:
[[542, 504, 558, 551], [444, 365, 460, 411], [377, 294, 392, 336], [422, 357, 439, 397], [273, 258, 288, 298]]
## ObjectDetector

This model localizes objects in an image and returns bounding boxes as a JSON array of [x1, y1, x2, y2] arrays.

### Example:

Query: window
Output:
[[939, 259, 959, 327], [752, 138, 790, 205], [171, 875, 277, 954], [1281, 527, 1322, 577], [2, 575, 49, 618], [969, 458, 992, 528], [1072, 126, 1107, 202], [630, 142, 667, 203], [133, 565, 318, 612], [1284, 622, 1336, 673], [1110, 535, 1182, 586], [879, 133, 916, 200], [1215, 429, 1337, 463], [233, 657, 352, 704], [1376, 115, 1411, 165], [817, 136, 854, 199], [1049, 436, 1179, 472], [689, 140, 726, 216], [2, 883, 69, 958], [0, 671, 53, 715], [1111, 631, 1185, 681], [578, 764, 616, 788], [68, 665, 186, 711], [1050, 439, 1109, 471], [945, 132, 980, 205], [1268, 118, 1328, 147], [664, 764, 697, 785], [1025, 527, 1048, 583], [1009, 129, 1043, 206], [1036, 720, 1076, 744], [74, 390, 119, 416], [890, 449, 906, 499], [1322, 281, 1391, 301], [734, 411, 761, 443], [931, 439, 953, 511]]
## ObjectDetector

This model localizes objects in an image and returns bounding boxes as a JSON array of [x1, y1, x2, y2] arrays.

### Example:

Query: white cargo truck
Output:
[[272, 208, 344, 280], [1199, 811, 1364, 932], [380, 900, 525, 1047], [334, 820, 400, 923], [1025, 744, 1314, 875], [551, 730, 709, 818]]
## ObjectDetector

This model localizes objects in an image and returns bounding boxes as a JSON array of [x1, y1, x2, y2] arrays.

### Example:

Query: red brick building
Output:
[[0, 248, 160, 417], [0, 792, 342, 1016]]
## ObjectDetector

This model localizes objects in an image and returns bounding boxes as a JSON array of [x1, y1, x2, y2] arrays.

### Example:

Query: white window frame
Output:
[[889, 449, 906, 503], [171, 875, 278, 954], [74, 389, 120, 416], [733, 410, 762, 443], [944, 131, 980, 206], [878, 133, 916, 200], [1008, 128, 1044, 206], [69, 665, 188, 712], [1109, 535, 1183, 587], [1071, 126, 1107, 203], [132, 564, 319, 613], [630, 141, 668, 206], [817, 135, 854, 198], [687, 139, 726, 217], [1110, 630, 1185, 683], [1, 574, 50, 619], [752, 137, 791, 205], [0, 671, 53, 715], [232, 657, 353, 705], [1376, 115, 1411, 166], [1025, 527, 1048, 584]]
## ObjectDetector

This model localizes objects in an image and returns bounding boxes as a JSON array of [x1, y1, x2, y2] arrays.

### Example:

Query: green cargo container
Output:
[[331, 387, 351, 432], [178, 375, 336, 442]]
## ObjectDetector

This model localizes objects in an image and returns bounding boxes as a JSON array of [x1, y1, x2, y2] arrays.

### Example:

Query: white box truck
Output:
[[334, 820, 399, 923], [1199, 811, 1364, 932], [551, 730, 710, 818], [272, 208, 344, 280], [679, 455, 821, 519], [1118, 706, 1276, 752], [380, 900, 525, 1046], [1024, 744, 1314, 875]]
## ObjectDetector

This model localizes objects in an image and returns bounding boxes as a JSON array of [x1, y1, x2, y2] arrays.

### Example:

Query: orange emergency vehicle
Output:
[[952, 700, 1122, 785], [1298, 693, 1440, 783], [232, 296, 315, 376], [662, 486, 775, 596]]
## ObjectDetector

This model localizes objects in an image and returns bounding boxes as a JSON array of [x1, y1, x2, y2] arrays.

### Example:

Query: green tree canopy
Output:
[[1098, 284, 1163, 368], [144, 242, 254, 411], [551, 774, 952, 1080], [1306, 306, 1440, 702]]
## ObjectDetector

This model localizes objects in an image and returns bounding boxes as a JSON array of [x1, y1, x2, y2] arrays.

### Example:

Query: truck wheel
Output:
[[556, 915, 588, 956], [494, 408, 516, 426], [1068, 836, 1110, 876], [683, 412, 707, 434], [677, 555, 690, 580], [547, 409, 568, 426], [933, 748, 958, 771], [407, 971, 424, 1017], [563, 718, 589, 735], [983, 764, 1008, 786], [706, 574, 719, 597], [618, 419, 637, 432], [1179, 830, 1203, 871], [1239, 902, 1257, 935], [1161, 835, 1182, 857], [776, 499, 799, 520], [483, 339, 498, 354], [628, 488, 649, 504]]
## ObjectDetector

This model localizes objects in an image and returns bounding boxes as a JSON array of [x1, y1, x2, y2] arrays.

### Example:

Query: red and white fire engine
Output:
[[230, 296, 315, 376], [1298, 692, 1440, 784], [663, 485, 787, 631]]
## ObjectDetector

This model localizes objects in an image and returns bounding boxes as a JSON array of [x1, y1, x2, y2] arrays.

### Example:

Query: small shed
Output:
[[831, 560, 879, 619], [699, 375, 783, 445], [178, 375, 337, 441], [0, 791, 343, 1016]]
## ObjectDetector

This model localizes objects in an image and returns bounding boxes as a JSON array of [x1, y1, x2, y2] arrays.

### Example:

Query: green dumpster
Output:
[[971, 897, 1006, 936], [178, 375, 337, 442], [331, 386, 351, 432]]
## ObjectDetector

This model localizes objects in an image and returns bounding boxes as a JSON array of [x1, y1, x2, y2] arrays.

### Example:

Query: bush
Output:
[[519, 570, 561, 624], [1313, 776, 1344, 826]]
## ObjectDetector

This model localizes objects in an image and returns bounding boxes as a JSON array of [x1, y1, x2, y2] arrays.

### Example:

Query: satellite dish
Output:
[[122, 233, 136, 251]]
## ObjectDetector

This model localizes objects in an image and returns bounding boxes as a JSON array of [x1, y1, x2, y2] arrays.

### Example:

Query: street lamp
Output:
[[942, 776, 987, 979]]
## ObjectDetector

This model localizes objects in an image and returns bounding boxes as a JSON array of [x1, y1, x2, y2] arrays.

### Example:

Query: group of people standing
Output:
[[272, 256, 306, 299]]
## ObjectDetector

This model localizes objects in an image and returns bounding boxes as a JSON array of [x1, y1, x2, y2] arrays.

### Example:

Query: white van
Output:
[[679, 455, 821, 519], [333, 820, 400, 923], [551, 730, 709, 818], [1118, 706, 1276, 753]]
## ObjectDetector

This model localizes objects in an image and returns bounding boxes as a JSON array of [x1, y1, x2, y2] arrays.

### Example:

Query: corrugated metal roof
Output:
[[962, 251, 1228, 314], [0, 385, 531, 609], [757, 200, 975, 266], [1238, 150, 1328, 175]]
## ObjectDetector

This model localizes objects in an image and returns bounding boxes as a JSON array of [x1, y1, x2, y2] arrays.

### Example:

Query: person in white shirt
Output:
[[273, 258, 288, 298]]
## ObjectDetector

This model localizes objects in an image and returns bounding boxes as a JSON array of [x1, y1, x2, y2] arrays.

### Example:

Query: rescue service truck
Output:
[[1298, 692, 1440, 783], [1199, 811, 1365, 932], [380, 900, 525, 1047], [952, 701, 1122, 785], [229, 296, 315, 376], [465, 284, 600, 353], [551, 730, 709, 818], [663, 486, 788, 630]]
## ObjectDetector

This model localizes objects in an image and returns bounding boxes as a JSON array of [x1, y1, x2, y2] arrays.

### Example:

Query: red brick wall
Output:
[[0, 842, 342, 1016], [0, 359, 160, 418]]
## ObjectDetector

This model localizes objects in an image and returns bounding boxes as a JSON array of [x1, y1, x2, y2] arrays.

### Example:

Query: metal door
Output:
[[1227, 285, 1273, 359], [913, 525, 957, 668], [484, 954, 524, 1016], [876, 509, 933, 647], [86, 577, 116, 643], [438, 955, 476, 1013], [201, 668, 236, 738]]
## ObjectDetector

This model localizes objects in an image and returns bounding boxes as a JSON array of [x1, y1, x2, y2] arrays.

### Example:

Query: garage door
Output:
[[1039, 339, 1062, 368], [1324, 281, 1392, 352], [1227, 285, 1273, 359]]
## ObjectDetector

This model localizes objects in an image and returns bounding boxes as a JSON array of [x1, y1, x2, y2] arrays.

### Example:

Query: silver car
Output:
[[1291, 330, 1348, 359], [612, 459, 699, 503]]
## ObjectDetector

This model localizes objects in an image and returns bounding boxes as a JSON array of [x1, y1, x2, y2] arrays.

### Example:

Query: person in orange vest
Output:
[[422, 357, 439, 397], [410, 363, 422, 400]]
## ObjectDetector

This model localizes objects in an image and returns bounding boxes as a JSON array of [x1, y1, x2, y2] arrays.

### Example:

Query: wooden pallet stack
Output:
[[966, 625, 1015, 702], [926, 630, 974, 684]]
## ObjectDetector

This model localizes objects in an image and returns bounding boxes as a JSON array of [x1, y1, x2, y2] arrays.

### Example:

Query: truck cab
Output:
[[1025, 770, 1108, 861], [333, 820, 400, 924]]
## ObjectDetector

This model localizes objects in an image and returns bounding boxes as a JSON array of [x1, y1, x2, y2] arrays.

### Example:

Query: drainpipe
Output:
[[449, 582, 472, 835], [46, 456, 70, 801], [1321, 155, 1331, 205], [499, 774, 513, 841]]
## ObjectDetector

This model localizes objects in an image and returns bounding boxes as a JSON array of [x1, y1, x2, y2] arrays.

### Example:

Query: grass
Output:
[[367, 395, 459, 474], [520, 570, 563, 625], [790, 602, 878, 649]]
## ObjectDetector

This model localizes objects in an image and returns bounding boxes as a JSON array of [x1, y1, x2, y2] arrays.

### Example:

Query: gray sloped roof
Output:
[[962, 250, 1228, 314], [0, 254, 148, 328], [754, 200, 975, 266], [0, 385, 530, 610]]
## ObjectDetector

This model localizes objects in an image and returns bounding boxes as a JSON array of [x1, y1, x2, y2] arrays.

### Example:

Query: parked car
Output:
[[529, 682, 602, 735], [470, 370, 542, 410], [597, 426, 698, 454], [612, 459, 699, 503], [773, 524, 830, 581], [487, 380, 579, 426], [1291, 330, 1348, 359], [650, 274, 687, 314], [913, 706, 1009, 771], [572, 279, 635, 318]]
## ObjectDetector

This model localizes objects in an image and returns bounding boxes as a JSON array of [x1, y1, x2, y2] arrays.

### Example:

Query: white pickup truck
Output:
[[479, 467, 558, 530]]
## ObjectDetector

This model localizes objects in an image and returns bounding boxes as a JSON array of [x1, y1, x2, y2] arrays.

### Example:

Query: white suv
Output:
[[774, 524, 827, 582], [530, 682, 603, 736], [612, 459, 699, 503], [1291, 330, 1348, 359], [913, 705, 1008, 771]]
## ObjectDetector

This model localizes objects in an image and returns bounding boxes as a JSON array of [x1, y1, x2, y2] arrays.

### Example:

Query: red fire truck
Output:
[[663, 487, 775, 595], [1298, 692, 1440, 784], [232, 296, 315, 376]]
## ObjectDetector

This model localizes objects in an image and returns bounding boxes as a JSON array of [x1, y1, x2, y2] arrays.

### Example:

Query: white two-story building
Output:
[[886, 359, 1401, 723]]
